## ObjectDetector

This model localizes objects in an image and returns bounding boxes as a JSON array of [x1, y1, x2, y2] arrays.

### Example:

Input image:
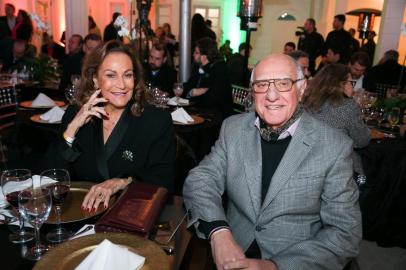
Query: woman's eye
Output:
[[106, 74, 115, 78], [124, 73, 134, 79]]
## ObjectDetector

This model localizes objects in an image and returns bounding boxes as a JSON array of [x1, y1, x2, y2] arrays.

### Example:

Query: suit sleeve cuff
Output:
[[198, 219, 229, 239]]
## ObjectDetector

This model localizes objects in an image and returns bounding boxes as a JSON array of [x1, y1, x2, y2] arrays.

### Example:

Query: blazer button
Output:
[[255, 225, 264, 232]]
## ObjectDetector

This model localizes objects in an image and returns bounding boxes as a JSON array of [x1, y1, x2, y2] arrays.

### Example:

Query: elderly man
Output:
[[183, 53, 361, 270]]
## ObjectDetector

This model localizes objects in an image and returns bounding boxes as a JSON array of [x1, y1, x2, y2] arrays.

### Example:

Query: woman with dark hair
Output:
[[55, 40, 175, 210], [88, 15, 101, 37], [191, 13, 216, 55], [11, 9, 33, 42], [303, 63, 370, 174]]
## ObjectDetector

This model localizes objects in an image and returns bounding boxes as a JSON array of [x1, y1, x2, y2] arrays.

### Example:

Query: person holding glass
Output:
[[302, 63, 370, 175], [48, 41, 175, 211]]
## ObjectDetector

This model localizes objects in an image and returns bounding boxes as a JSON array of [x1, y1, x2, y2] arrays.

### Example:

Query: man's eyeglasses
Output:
[[251, 78, 305, 93]]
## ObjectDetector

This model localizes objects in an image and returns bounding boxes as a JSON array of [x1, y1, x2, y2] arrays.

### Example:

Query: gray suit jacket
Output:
[[183, 111, 362, 270]]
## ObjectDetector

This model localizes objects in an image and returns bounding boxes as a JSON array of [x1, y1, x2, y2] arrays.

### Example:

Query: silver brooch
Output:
[[122, 150, 134, 162]]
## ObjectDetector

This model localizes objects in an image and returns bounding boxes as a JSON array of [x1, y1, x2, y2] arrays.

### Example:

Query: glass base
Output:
[[24, 244, 49, 261], [46, 228, 72, 243], [9, 229, 34, 244]]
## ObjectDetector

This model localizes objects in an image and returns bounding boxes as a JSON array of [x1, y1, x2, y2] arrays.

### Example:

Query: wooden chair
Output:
[[231, 84, 251, 113]]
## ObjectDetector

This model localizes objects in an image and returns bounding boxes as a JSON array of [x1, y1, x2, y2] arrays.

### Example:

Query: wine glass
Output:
[[387, 107, 400, 130], [65, 75, 81, 104], [173, 83, 184, 106], [18, 188, 52, 261], [1, 169, 34, 243], [243, 92, 253, 112], [376, 108, 386, 127], [41, 169, 71, 243]]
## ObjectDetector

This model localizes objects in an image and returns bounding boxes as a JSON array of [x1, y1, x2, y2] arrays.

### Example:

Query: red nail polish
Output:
[[93, 207, 97, 211], [104, 205, 108, 209]]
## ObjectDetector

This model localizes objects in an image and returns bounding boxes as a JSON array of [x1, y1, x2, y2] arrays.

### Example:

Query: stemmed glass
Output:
[[41, 169, 71, 243], [1, 169, 34, 243], [18, 188, 52, 261], [243, 92, 253, 112], [173, 83, 184, 106], [65, 75, 81, 104], [376, 108, 386, 127], [387, 107, 400, 131]]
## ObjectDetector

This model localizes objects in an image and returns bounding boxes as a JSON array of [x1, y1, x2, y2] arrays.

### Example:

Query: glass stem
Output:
[[34, 225, 41, 252], [18, 215, 25, 235], [55, 205, 62, 234]]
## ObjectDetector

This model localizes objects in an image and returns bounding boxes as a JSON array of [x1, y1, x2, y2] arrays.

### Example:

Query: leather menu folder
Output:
[[95, 181, 168, 238]]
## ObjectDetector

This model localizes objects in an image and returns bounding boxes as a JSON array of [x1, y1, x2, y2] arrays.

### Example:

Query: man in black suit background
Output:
[[0, 3, 16, 37], [324, 14, 353, 64], [40, 32, 66, 64], [143, 43, 177, 95], [103, 12, 123, 42]]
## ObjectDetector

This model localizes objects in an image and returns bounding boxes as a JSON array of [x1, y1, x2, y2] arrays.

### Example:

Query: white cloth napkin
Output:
[[0, 175, 56, 208], [31, 93, 56, 107], [171, 108, 194, 124], [75, 239, 145, 270], [40, 106, 65, 123], [167, 97, 189, 106]]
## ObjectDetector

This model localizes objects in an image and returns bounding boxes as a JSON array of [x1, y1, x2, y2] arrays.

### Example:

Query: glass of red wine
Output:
[[40, 169, 71, 243], [1, 169, 34, 243]]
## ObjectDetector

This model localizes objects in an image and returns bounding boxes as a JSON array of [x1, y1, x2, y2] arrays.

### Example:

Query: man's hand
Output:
[[210, 229, 245, 270], [223, 258, 278, 270], [192, 88, 209, 97]]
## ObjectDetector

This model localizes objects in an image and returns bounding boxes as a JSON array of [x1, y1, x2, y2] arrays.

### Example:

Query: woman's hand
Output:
[[64, 89, 109, 138], [81, 178, 130, 211]]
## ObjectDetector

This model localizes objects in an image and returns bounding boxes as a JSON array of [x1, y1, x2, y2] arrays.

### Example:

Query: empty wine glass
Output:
[[1, 169, 34, 243], [376, 108, 386, 127], [41, 169, 71, 243], [173, 83, 184, 106], [18, 188, 52, 261]]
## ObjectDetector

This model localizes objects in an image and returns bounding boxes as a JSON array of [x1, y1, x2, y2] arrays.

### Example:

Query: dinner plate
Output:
[[33, 233, 169, 270], [46, 181, 115, 224], [173, 115, 204, 125], [20, 100, 66, 109], [167, 101, 194, 107], [30, 114, 61, 124]]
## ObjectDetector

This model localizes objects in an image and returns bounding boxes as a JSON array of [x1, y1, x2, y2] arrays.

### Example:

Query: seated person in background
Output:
[[287, 50, 311, 79], [51, 41, 175, 210], [364, 50, 406, 93], [227, 42, 252, 87], [143, 43, 177, 95], [283, 41, 295, 54], [183, 53, 361, 270], [184, 37, 233, 118], [40, 32, 65, 64], [316, 46, 341, 73], [59, 34, 102, 91], [6, 39, 36, 72], [59, 34, 83, 91], [303, 63, 370, 175], [348, 51, 370, 92]]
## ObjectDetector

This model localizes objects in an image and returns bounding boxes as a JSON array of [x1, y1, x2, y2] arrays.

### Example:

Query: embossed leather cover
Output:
[[95, 181, 168, 237]]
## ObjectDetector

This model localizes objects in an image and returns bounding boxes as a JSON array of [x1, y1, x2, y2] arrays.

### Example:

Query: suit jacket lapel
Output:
[[104, 104, 131, 160], [94, 119, 110, 179], [261, 113, 318, 211], [242, 113, 262, 218]]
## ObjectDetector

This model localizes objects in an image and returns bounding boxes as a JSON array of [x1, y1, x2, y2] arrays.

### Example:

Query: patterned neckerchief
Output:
[[258, 105, 304, 142]]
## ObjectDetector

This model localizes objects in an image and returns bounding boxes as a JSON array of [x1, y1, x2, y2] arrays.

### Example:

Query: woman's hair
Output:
[[17, 10, 33, 40], [162, 23, 172, 35], [76, 40, 145, 117], [302, 63, 349, 111], [88, 16, 97, 29]]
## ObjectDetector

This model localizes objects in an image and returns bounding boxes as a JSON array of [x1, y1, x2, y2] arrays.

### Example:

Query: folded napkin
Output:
[[171, 108, 194, 124], [40, 106, 65, 123], [0, 175, 56, 208], [167, 97, 189, 106], [75, 239, 145, 270], [31, 93, 56, 107]]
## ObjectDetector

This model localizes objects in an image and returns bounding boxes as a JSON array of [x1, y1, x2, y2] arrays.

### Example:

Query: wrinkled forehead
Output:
[[253, 56, 297, 81]]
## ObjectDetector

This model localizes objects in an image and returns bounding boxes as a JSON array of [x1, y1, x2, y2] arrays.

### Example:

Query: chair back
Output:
[[0, 103, 17, 135], [231, 84, 251, 113], [175, 135, 197, 195], [375, 83, 399, 98]]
